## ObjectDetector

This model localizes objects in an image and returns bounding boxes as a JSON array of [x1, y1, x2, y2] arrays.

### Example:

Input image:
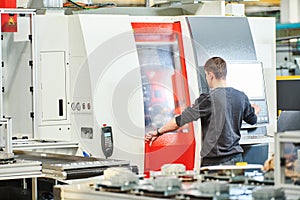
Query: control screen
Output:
[[227, 62, 265, 100], [226, 61, 269, 127]]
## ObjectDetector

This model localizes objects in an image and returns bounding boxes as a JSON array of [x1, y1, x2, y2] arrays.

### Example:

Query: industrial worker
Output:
[[145, 57, 260, 166]]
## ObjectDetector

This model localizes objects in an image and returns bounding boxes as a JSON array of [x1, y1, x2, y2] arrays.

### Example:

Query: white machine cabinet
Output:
[[274, 131, 300, 194]]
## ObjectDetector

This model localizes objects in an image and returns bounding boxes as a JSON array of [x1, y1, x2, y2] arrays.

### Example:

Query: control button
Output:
[[71, 102, 76, 111], [76, 102, 81, 111]]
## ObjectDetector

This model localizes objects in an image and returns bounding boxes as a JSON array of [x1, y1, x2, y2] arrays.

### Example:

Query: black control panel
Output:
[[242, 99, 269, 128], [101, 125, 113, 158]]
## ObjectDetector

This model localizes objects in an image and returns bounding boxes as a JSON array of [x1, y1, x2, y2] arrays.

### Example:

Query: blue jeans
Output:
[[202, 153, 243, 166], [220, 153, 243, 165]]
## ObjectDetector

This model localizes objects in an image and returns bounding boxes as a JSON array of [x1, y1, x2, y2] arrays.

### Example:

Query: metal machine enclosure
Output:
[[1, 10, 276, 175]]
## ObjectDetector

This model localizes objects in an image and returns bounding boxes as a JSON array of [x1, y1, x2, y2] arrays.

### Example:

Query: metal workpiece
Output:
[[96, 167, 139, 192], [137, 177, 182, 198], [252, 186, 285, 200], [54, 162, 299, 199], [12, 139, 79, 151], [14, 150, 131, 180], [0, 159, 42, 180]]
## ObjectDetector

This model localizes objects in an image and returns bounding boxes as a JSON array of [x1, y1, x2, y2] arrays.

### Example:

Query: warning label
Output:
[[8, 16, 15, 26], [1, 14, 17, 32]]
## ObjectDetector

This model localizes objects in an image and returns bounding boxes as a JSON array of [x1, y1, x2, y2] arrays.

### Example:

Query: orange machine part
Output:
[[1, 0, 17, 32], [132, 22, 196, 177]]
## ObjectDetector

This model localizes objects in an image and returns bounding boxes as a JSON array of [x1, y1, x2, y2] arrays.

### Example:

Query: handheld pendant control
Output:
[[101, 124, 113, 158]]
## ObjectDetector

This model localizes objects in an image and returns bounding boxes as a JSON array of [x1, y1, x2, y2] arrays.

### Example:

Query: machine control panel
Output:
[[101, 124, 113, 158], [242, 99, 269, 128], [251, 99, 269, 124], [70, 99, 92, 113]]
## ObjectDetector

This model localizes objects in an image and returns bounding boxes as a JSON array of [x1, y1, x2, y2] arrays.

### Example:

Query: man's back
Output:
[[201, 87, 257, 164]]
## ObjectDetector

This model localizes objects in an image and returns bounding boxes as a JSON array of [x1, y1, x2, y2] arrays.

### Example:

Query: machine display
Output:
[[226, 61, 269, 127], [227, 62, 265, 100], [277, 76, 300, 111]]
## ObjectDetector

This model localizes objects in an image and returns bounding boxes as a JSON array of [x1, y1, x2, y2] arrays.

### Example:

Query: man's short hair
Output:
[[204, 57, 227, 80]]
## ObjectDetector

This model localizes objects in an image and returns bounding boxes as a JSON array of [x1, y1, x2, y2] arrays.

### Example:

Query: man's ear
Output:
[[208, 72, 214, 80]]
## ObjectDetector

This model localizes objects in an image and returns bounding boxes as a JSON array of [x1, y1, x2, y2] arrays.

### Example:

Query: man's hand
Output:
[[144, 118, 179, 147], [251, 103, 261, 115], [145, 130, 160, 147]]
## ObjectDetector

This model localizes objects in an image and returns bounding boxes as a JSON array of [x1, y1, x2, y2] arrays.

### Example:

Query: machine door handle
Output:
[[59, 99, 63, 116]]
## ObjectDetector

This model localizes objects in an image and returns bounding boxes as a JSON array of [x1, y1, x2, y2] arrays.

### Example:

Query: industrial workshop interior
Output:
[[0, 0, 300, 199]]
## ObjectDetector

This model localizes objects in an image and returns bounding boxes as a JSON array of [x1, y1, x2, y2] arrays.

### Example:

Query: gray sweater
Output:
[[175, 87, 257, 163]]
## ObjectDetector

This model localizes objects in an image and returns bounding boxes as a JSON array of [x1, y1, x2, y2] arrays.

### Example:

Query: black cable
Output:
[[67, 0, 86, 9], [66, 0, 116, 9]]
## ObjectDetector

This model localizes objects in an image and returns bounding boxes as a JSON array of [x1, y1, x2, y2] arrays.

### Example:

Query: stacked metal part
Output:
[[252, 187, 285, 200]]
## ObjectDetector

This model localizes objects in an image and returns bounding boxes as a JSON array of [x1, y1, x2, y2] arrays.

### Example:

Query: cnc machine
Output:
[[33, 13, 276, 175], [0, 7, 276, 177]]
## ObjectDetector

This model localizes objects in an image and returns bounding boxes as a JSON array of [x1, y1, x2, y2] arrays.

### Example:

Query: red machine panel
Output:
[[132, 22, 196, 176], [1, 0, 17, 32]]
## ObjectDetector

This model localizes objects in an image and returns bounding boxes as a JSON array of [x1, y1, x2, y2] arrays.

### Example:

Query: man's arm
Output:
[[145, 118, 179, 146], [145, 93, 210, 146], [243, 95, 260, 125]]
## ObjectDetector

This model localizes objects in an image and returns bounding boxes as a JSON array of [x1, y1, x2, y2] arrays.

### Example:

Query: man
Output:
[[145, 57, 260, 166]]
